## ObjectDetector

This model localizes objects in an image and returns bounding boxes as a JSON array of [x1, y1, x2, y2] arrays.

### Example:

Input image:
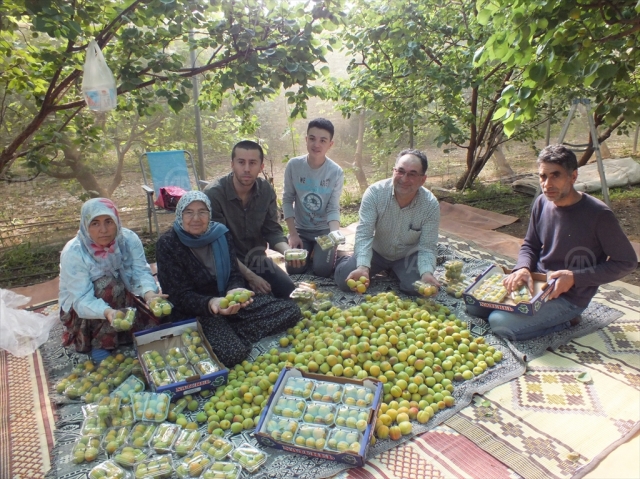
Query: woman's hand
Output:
[[144, 291, 169, 303], [209, 297, 242, 315], [104, 308, 117, 325]]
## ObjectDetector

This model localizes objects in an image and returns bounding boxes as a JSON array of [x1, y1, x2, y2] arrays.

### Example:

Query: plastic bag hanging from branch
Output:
[[82, 40, 117, 112]]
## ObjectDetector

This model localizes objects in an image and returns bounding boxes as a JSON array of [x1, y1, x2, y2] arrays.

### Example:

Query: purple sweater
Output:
[[515, 193, 637, 307]]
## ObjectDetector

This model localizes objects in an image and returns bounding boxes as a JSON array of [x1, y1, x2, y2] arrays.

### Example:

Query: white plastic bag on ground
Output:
[[0, 289, 58, 357], [82, 40, 117, 112]]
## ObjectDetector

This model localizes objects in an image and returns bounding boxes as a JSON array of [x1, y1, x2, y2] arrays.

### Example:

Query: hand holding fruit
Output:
[[546, 270, 574, 300], [144, 290, 169, 303], [346, 266, 370, 294], [420, 272, 441, 288], [210, 288, 254, 315], [104, 308, 117, 324]]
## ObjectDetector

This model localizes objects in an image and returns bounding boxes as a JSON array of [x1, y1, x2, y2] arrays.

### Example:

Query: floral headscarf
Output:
[[78, 198, 130, 287], [173, 191, 231, 292]]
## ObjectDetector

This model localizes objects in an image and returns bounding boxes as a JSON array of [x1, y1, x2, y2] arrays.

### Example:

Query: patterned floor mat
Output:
[[39, 235, 625, 478]]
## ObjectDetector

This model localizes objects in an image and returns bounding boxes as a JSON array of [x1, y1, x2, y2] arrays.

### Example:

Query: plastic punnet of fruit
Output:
[[472, 273, 508, 302], [112, 445, 149, 468], [230, 443, 268, 473], [72, 435, 101, 464], [133, 454, 173, 479], [173, 429, 202, 457], [202, 462, 241, 479], [111, 308, 136, 332], [199, 435, 234, 460], [148, 298, 173, 318], [292, 424, 329, 450], [413, 280, 438, 298], [88, 460, 128, 479], [101, 426, 131, 455], [264, 417, 299, 443], [174, 450, 212, 478], [111, 375, 145, 405], [325, 427, 362, 453], [149, 422, 181, 454], [511, 284, 532, 303]]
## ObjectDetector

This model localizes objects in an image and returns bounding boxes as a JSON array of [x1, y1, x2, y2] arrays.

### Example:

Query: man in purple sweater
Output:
[[468, 145, 636, 340]]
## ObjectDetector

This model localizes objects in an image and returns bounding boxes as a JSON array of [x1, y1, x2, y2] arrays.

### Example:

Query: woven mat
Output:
[[444, 282, 640, 479], [0, 346, 56, 479], [38, 234, 626, 479]]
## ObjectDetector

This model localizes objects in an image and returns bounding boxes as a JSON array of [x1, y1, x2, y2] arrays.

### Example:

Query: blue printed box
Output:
[[255, 367, 383, 468], [134, 318, 228, 400], [463, 265, 554, 316]]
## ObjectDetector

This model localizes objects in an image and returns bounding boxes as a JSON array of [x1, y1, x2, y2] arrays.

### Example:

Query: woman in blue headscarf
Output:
[[59, 198, 166, 361], [156, 191, 300, 367]]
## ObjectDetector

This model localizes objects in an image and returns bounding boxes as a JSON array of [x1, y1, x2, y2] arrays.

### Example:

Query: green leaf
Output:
[[596, 64, 618, 79], [528, 63, 547, 82], [503, 119, 516, 137], [477, 8, 493, 25], [492, 106, 509, 120], [473, 46, 485, 65], [320, 66, 330, 77]]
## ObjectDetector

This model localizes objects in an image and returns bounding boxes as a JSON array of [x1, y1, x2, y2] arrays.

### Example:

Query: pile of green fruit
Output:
[[112, 308, 135, 331], [149, 298, 172, 318]]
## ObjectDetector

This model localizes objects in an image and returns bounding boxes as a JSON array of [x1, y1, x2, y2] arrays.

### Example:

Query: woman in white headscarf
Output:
[[59, 198, 166, 361]]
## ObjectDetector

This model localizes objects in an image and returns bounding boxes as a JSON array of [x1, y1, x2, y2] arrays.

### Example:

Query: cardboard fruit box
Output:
[[133, 318, 228, 399], [463, 264, 555, 316], [255, 367, 383, 467]]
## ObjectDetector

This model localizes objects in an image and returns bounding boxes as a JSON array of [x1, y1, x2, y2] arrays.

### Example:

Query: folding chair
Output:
[[139, 150, 202, 235]]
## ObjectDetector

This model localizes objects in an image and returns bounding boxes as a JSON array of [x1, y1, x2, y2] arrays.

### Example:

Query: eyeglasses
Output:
[[393, 167, 424, 179], [183, 210, 210, 220]]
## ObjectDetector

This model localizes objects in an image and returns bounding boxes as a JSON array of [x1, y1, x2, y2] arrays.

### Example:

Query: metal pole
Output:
[[585, 104, 611, 207], [634, 123, 639, 155], [189, 32, 205, 182]]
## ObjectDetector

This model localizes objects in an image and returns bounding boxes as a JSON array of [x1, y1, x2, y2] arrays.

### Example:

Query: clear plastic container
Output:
[[81, 415, 109, 436], [172, 429, 202, 457], [413, 280, 438, 297], [282, 377, 314, 399], [311, 300, 333, 312], [174, 450, 213, 478], [149, 369, 174, 388], [173, 364, 197, 382], [310, 382, 343, 404], [127, 422, 158, 447], [71, 435, 101, 464], [102, 426, 131, 455], [181, 328, 204, 348], [88, 459, 130, 479], [272, 395, 306, 419], [342, 384, 375, 408], [335, 405, 370, 431], [511, 284, 532, 303], [263, 416, 299, 443], [230, 443, 268, 473], [112, 308, 136, 332], [141, 350, 166, 372], [129, 392, 171, 422], [198, 435, 234, 460], [111, 375, 145, 405], [82, 403, 100, 418], [472, 273, 508, 303], [184, 345, 211, 365], [202, 462, 241, 479], [111, 405, 135, 428], [284, 248, 308, 264], [96, 395, 121, 419], [82, 387, 110, 405], [302, 401, 336, 426], [164, 347, 189, 368], [443, 260, 464, 281], [148, 422, 181, 454], [325, 427, 363, 453], [293, 424, 329, 450], [316, 231, 345, 251], [112, 445, 150, 468], [194, 359, 219, 375], [148, 298, 173, 318], [170, 397, 189, 415], [132, 454, 173, 479]]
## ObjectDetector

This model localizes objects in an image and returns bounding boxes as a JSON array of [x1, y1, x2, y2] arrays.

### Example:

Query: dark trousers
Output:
[[246, 255, 296, 299]]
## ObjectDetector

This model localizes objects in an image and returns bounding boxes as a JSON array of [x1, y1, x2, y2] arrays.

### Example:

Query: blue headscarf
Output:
[[78, 198, 131, 290], [173, 191, 231, 293]]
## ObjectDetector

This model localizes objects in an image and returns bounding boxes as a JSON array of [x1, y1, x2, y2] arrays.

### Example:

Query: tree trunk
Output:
[[491, 145, 514, 177], [353, 111, 369, 194], [578, 114, 625, 166]]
